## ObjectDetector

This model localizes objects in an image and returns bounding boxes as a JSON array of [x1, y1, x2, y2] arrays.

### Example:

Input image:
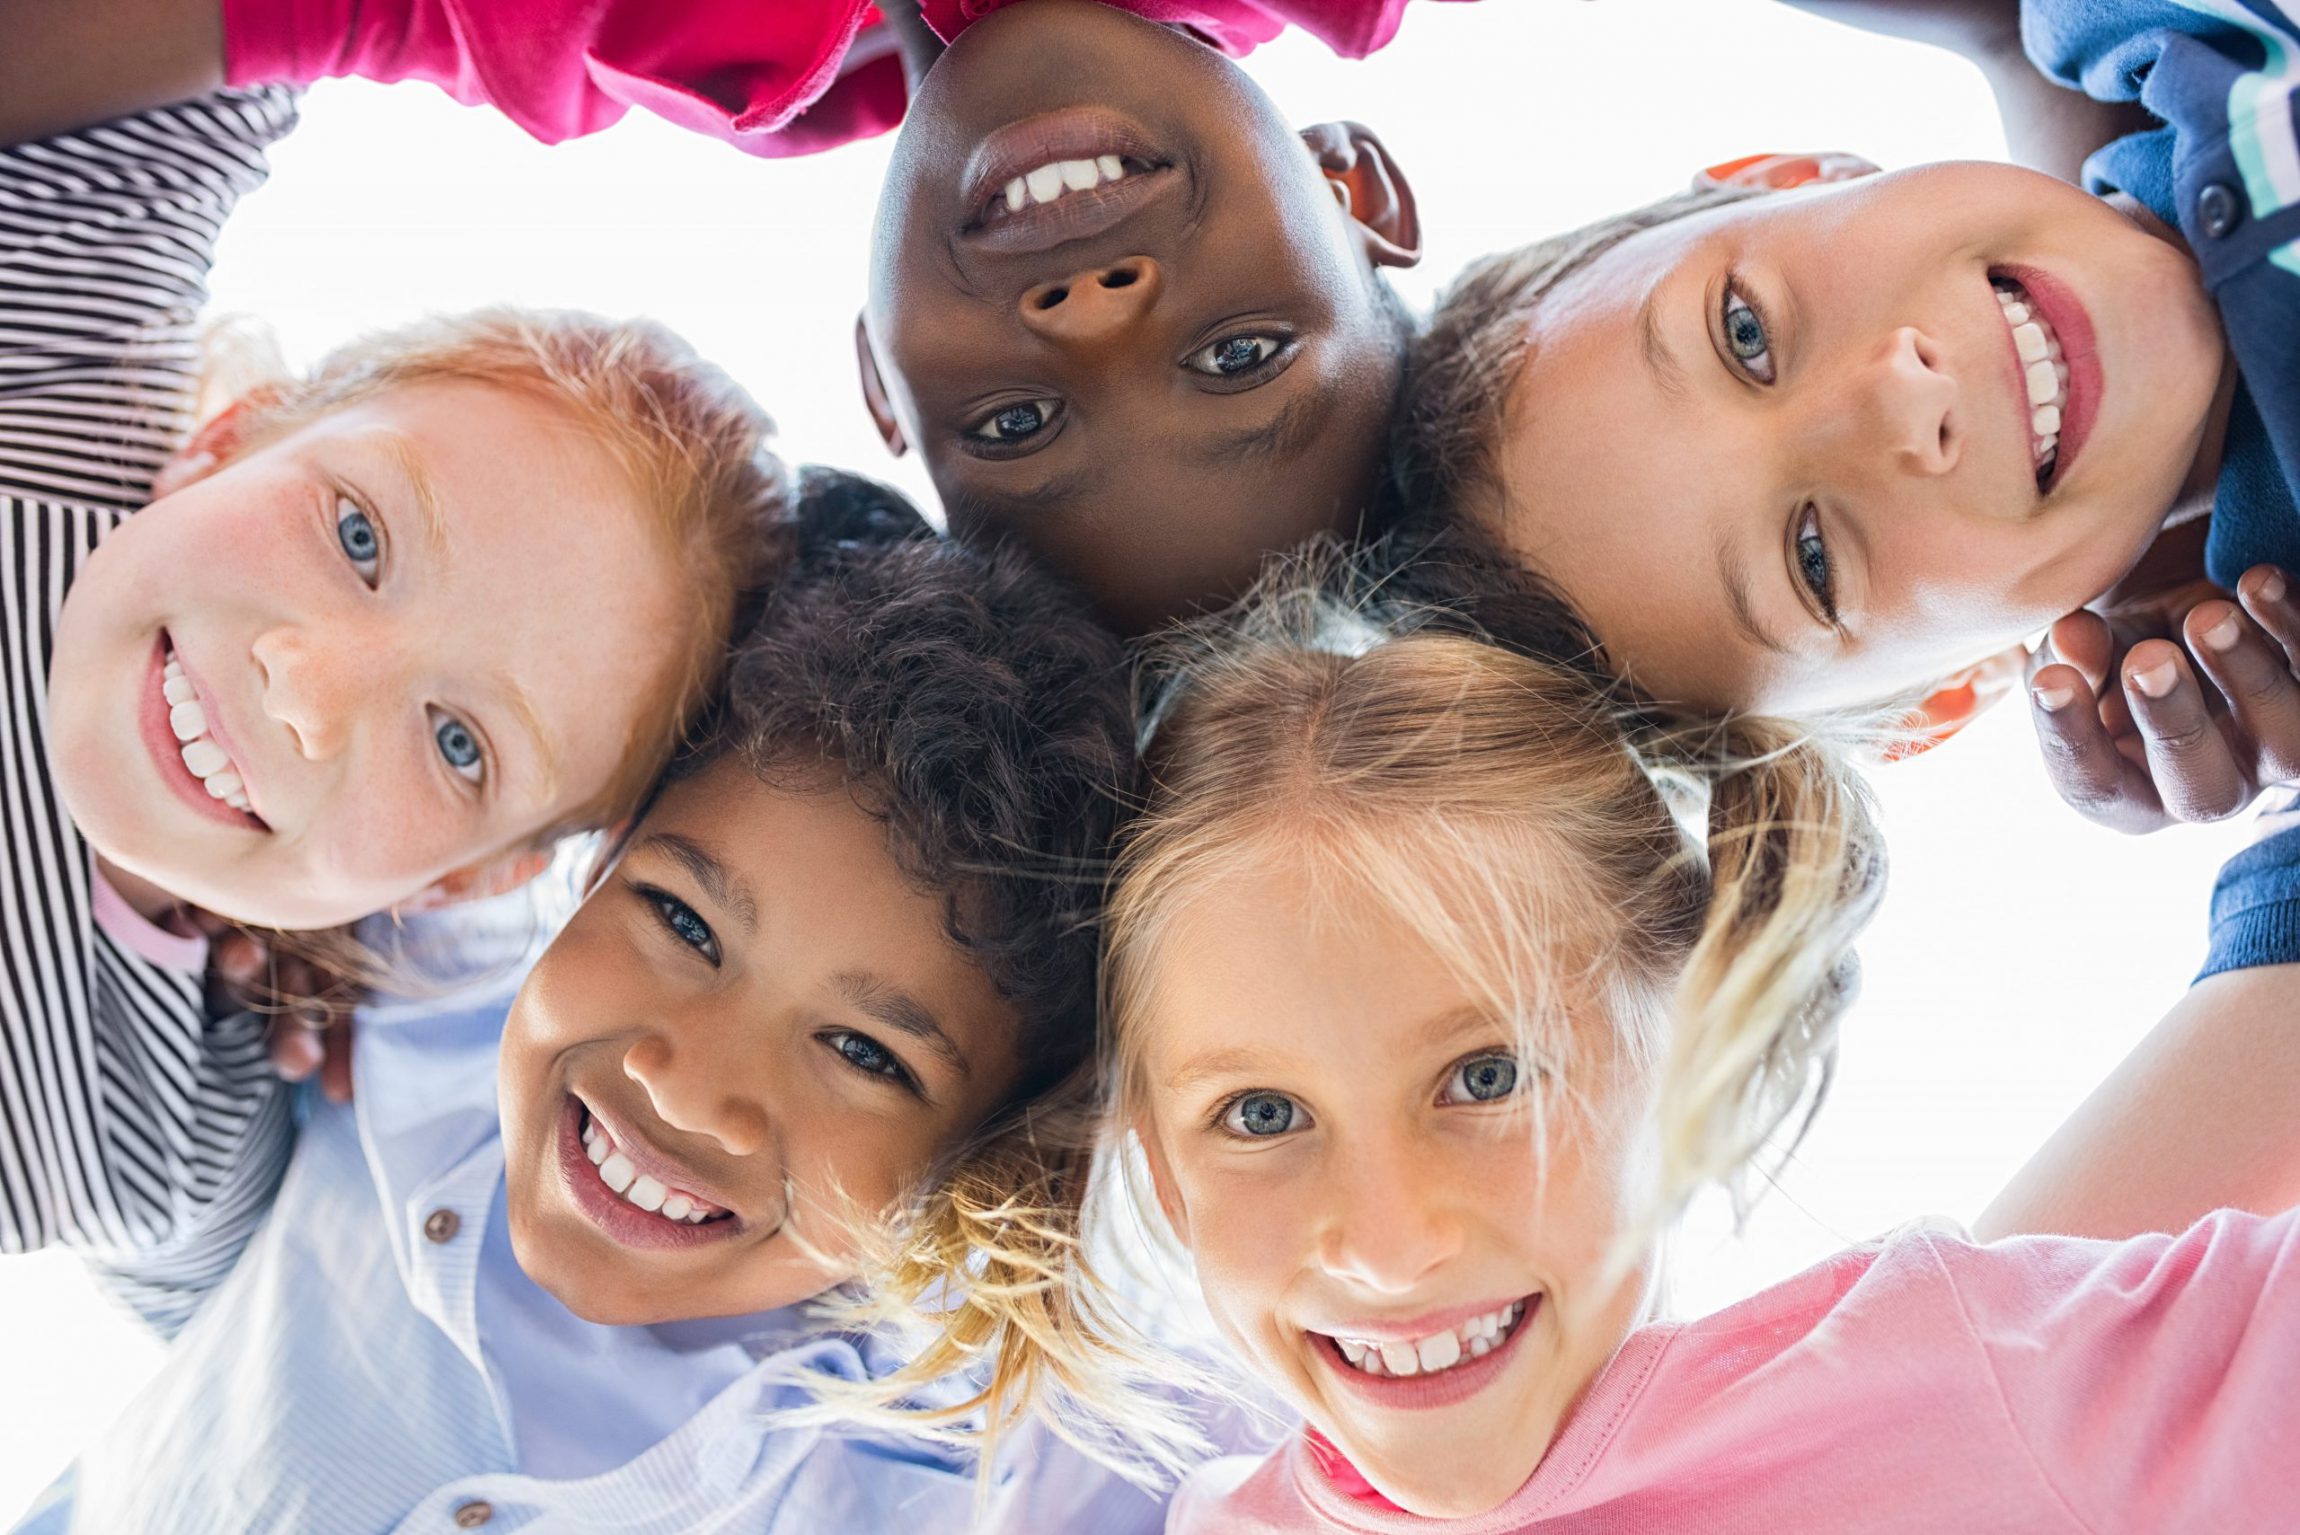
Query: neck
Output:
[[93, 854, 201, 933]]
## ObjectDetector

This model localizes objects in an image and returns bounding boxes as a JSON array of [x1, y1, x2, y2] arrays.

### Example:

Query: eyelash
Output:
[[820, 1030, 924, 1098], [961, 398, 1062, 457], [1182, 331, 1296, 387], [1793, 502, 1839, 623], [1211, 1051, 1529, 1141], [1720, 277, 1778, 386], [633, 882, 720, 966]]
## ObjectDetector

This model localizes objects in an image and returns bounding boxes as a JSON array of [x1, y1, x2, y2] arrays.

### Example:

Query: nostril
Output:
[[1100, 267, 1138, 289], [1034, 286, 1068, 310]]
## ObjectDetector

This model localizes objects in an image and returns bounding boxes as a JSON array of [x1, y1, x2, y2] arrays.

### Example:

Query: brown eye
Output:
[[1185, 333, 1290, 378], [965, 398, 1060, 445]]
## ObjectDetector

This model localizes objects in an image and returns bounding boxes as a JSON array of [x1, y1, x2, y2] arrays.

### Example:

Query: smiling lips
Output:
[[580, 1108, 731, 1226], [161, 647, 254, 812], [1326, 1299, 1529, 1380], [1991, 276, 2070, 485]]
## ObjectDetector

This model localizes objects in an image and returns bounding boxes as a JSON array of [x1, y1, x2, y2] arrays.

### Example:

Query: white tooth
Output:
[[598, 1151, 636, 1193], [1377, 1341, 1419, 1377], [1468, 1334, 1493, 1358], [586, 1133, 610, 1166], [163, 675, 195, 705], [2003, 301, 2030, 325], [168, 701, 206, 742], [2031, 404, 2061, 435], [1338, 1339, 1366, 1366], [1416, 1330, 1462, 1373], [662, 1194, 694, 1221], [1508, 1301, 1524, 1322], [2037, 433, 2058, 456], [686, 1208, 710, 1224], [226, 793, 250, 811], [1097, 154, 1124, 182], [181, 739, 230, 777], [627, 1174, 667, 1213], [1003, 177, 1026, 213], [1359, 1350, 1386, 1377], [2011, 321, 2048, 363], [203, 771, 241, 800], [1058, 158, 1098, 191], [2025, 359, 2059, 406], [2054, 359, 2070, 385], [1026, 164, 1065, 204], [163, 658, 184, 679]]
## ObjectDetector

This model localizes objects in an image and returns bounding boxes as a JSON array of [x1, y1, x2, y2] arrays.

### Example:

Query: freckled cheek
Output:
[[1180, 1164, 1312, 1363]]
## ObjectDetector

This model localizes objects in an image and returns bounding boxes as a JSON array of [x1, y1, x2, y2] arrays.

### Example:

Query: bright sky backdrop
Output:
[[1, 0, 2256, 1515]]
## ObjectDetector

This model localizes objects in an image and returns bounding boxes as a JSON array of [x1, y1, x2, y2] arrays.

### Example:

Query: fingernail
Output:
[[2260, 569, 2288, 605], [2031, 684, 2075, 713], [2203, 613, 2243, 652], [2131, 659, 2179, 699]]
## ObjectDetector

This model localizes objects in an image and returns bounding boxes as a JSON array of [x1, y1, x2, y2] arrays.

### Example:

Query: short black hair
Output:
[[685, 469, 1135, 1095]]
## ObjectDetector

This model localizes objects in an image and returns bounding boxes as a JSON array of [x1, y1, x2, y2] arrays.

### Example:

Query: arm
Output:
[[1975, 961, 2300, 1241], [0, 0, 224, 145], [1775, 1, 2153, 183]]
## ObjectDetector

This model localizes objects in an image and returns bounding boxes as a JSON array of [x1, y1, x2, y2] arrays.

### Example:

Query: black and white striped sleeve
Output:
[[1, 89, 302, 1336]]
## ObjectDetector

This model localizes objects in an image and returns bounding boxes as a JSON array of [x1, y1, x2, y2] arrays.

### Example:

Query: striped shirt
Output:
[[0, 89, 302, 1336]]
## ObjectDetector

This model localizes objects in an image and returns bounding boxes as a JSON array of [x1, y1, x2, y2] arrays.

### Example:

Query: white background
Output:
[[0, 0, 2256, 1516]]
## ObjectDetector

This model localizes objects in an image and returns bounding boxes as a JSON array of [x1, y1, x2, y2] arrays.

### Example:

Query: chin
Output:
[[1358, 1442, 1538, 1520]]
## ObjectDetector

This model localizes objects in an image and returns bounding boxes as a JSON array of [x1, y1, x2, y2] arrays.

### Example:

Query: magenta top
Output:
[[1173, 1210, 2300, 1533], [222, 0, 1450, 159]]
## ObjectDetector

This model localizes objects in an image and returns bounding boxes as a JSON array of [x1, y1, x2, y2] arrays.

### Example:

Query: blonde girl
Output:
[[1107, 564, 2300, 1532], [2, 87, 786, 1330]]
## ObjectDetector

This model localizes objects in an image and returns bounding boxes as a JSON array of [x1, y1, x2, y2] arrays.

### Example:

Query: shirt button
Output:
[[452, 1500, 493, 1528], [423, 1208, 461, 1244], [2197, 181, 2242, 238]]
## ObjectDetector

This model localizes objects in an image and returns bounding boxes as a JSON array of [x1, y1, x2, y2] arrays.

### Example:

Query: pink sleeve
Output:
[[1941, 1211, 2300, 1532], [221, 0, 906, 157]]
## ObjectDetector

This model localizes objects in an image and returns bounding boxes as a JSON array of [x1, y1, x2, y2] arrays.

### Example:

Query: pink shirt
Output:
[[1174, 1211, 2300, 1534], [221, 0, 1455, 159]]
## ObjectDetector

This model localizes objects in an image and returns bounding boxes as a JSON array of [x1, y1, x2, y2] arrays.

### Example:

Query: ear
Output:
[[854, 313, 909, 458], [1697, 151, 1880, 193], [1134, 1117, 1191, 1245], [1300, 121, 1421, 270], [1883, 644, 2028, 762], [149, 386, 284, 500], [397, 847, 556, 913]]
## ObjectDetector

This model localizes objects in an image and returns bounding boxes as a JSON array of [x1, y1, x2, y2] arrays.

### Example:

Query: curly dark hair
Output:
[[682, 469, 1135, 1096]]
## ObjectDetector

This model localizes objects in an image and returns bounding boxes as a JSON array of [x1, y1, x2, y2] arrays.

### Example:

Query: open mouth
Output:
[[1325, 1299, 1529, 1381], [142, 634, 267, 831], [578, 1104, 734, 1227], [956, 108, 1180, 254], [971, 152, 1164, 229], [1990, 275, 2069, 491]]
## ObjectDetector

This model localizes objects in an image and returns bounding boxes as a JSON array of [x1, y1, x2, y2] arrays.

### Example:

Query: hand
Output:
[[199, 918, 358, 1103], [2029, 565, 2300, 833]]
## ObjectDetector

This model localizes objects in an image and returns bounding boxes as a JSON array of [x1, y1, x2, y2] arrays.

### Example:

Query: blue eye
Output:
[[1443, 1055, 1520, 1105], [1186, 333, 1287, 378], [825, 1030, 918, 1093], [336, 497, 381, 583], [638, 885, 718, 962], [1721, 286, 1776, 385], [1223, 1091, 1301, 1138], [1794, 503, 1837, 620], [430, 711, 483, 782]]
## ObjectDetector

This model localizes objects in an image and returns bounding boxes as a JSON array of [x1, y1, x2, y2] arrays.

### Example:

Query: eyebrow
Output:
[[638, 832, 759, 933], [493, 671, 561, 802], [378, 432, 450, 555], [1717, 538, 1792, 657], [1637, 285, 1691, 404], [1162, 1006, 1498, 1094], [833, 973, 970, 1081], [1189, 373, 1341, 468]]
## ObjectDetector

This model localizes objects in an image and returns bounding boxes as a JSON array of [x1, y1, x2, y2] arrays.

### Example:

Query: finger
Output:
[[2043, 610, 2117, 693], [320, 1024, 356, 1104], [2187, 599, 2300, 782], [209, 931, 266, 991], [269, 1022, 322, 1082], [2238, 566, 2300, 677], [2124, 640, 2250, 822], [2030, 661, 2165, 832]]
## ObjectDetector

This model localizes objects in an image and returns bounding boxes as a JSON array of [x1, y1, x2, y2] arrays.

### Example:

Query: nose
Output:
[[1315, 1131, 1464, 1295], [1017, 257, 1162, 349], [622, 1033, 772, 1158], [253, 624, 385, 761], [1859, 326, 1960, 478]]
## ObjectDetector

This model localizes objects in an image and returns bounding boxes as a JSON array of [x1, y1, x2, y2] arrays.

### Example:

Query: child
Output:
[[1028, 566, 2298, 1530], [19, 489, 1184, 1533], [0, 88, 787, 1332], [1390, 0, 2300, 830], [27, 0, 1434, 633]]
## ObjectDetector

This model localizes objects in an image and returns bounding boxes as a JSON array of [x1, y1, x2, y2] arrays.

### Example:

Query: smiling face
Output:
[[1136, 856, 1651, 1518], [47, 382, 684, 930], [1484, 163, 2226, 714], [863, 0, 1417, 631], [498, 758, 1024, 1325]]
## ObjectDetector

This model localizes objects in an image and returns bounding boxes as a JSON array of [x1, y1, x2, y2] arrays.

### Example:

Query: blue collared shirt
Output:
[[16, 903, 1209, 1533]]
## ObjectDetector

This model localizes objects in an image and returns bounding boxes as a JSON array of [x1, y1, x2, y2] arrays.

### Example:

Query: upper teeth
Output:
[[162, 651, 252, 812], [582, 1112, 722, 1224], [997, 155, 1132, 215], [1993, 281, 2068, 479], [1330, 1300, 1527, 1379]]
